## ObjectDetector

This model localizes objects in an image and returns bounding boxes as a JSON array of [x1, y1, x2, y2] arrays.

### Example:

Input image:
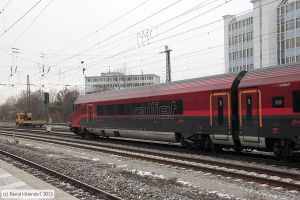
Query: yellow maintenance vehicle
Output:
[[16, 113, 47, 127]]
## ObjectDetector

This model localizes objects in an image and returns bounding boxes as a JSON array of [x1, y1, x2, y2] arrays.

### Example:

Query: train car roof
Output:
[[75, 72, 237, 104], [239, 64, 300, 88]]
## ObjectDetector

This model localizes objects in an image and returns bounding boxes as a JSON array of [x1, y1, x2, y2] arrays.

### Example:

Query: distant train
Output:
[[69, 64, 300, 157]]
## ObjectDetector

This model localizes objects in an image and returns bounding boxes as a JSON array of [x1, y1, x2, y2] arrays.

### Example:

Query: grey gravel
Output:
[[0, 155, 102, 200], [0, 140, 232, 200], [0, 135, 299, 200]]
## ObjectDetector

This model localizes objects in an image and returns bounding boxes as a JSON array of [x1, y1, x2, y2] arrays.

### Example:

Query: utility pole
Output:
[[27, 75, 31, 113], [161, 45, 172, 82]]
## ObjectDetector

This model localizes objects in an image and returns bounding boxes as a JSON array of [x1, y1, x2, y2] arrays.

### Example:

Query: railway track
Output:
[[0, 130, 299, 191], [1, 126, 300, 168], [0, 150, 122, 200]]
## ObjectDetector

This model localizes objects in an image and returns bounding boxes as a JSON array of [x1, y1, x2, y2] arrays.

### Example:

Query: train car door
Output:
[[239, 88, 262, 146], [87, 104, 94, 125], [210, 91, 233, 145]]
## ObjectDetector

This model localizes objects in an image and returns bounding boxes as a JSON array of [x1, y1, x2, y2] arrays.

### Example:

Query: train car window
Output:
[[293, 90, 300, 112], [272, 96, 284, 108], [107, 105, 113, 115], [93, 100, 184, 116], [97, 106, 108, 116], [118, 104, 125, 115], [246, 96, 253, 123], [217, 97, 224, 126], [113, 105, 118, 115], [125, 104, 132, 115], [97, 106, 102, 116]]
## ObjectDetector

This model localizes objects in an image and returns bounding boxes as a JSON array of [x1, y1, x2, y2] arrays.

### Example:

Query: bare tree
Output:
[[0, 88, 80, 123]]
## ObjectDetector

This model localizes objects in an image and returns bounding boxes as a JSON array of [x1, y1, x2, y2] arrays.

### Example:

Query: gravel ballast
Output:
[[0, 136, 299, 200]]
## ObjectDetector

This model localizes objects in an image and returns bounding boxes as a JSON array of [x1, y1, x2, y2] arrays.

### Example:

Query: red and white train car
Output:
[[70, 64, 300, 156]]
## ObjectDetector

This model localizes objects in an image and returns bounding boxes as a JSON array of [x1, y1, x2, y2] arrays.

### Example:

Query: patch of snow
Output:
[[116, 165, 128, 168], [130, 169, 166, 180], [269, 176, 281, 181], [208, 191, 232, 199], [176, 179, 192, 186]]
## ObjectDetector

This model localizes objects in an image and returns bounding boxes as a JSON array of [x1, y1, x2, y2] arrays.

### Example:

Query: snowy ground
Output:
[[0, 135, 299, 200]]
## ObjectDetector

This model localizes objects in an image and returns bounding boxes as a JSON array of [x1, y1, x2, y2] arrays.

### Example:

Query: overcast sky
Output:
[[0, 0, 253, 103]]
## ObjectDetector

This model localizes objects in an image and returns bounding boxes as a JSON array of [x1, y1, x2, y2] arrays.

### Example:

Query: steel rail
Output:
[[0, 131, 299, 191], [0, 130, 299, 181], [0, 150, 123, 200]]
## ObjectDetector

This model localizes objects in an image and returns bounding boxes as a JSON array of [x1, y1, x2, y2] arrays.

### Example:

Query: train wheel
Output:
[[213, 144, 223, 152], [234, 146, 242, 154], [180, 137, 190, 148], [272, 141, 282, 158], [204, 137, 213, 152]]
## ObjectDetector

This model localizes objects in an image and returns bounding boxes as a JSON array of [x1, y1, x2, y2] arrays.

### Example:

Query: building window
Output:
[[296, 18, 300, 28], [296, 37, 300, 47], [281, 6, 285, 15], [297, 1, 300, 9], [281, 22, 285, 32]]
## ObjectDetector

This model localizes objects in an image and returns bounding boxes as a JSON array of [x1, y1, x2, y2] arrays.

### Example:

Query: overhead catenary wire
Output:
[[52, 0, 183, 66], [3, 0, 274, 85], [12, 0, 256, 87], [0, 0, 227, 65], [71, 0, 278, 71], [10, 0, 54, 46], [0, 0, 43, 39], [46, 27, 278, 87], [0, 0, 13, 14], [65, 1, 232, 70], [55, 0, 152, 55], [0, 0, 282, 96]]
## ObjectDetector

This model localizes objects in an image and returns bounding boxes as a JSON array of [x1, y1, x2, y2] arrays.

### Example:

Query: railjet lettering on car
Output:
[[133, 101, 177, 120], [278, 82, 290, 87]]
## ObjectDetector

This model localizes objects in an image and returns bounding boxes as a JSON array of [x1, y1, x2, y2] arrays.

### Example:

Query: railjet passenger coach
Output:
[[69, 64, 300, 157]]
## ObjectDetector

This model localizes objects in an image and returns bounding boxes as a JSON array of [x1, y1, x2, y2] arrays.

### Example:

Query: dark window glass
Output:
[[217, 97, 224, 126], [96, 100, 183, 116], [246, 96, 252, 123], [107, 105, 113, 115], [113, 105, 118, 115], [125, 104, 132, 115], [97, 106, 102, 116], [293, 90, 300, 112], [272, 96, 284, 108], [118, 104, 125, 115]]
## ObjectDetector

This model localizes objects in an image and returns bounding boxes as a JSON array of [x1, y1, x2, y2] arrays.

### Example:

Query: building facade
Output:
[[224, 0, 300, 73], [85, 72, 160, 94]]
